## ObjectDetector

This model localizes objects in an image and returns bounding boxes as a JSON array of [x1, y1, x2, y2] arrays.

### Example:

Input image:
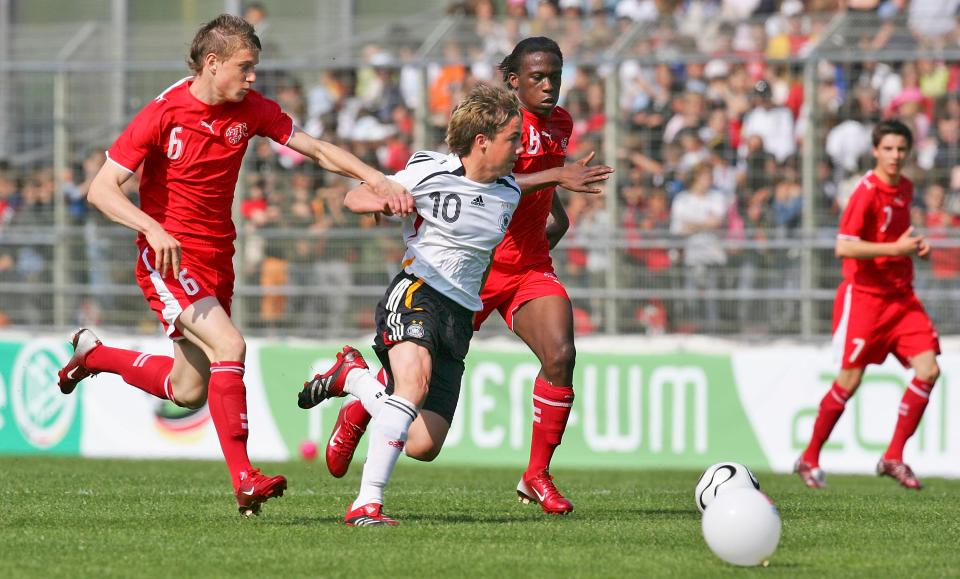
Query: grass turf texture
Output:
[[2, 457, 958, 578]]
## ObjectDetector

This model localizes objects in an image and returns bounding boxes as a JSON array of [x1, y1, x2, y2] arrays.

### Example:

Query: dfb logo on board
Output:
[[11, 340, 77, 449]]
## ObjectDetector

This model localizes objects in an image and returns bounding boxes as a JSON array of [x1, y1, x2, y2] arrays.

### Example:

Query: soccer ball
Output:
[[702, 488, 781, 566], [694, 461, 760, 513]]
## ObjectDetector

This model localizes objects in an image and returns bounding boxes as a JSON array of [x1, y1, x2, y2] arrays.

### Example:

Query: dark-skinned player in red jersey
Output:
[[795, 119, 940, 491], [54, 14, 413, 517], [315, 37, 612, 516]]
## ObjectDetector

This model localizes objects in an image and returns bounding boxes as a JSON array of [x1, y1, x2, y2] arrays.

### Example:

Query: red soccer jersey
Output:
[[492, 106, 572, 269], [837, 171, 915, 295], [107, 77, 294, 246]]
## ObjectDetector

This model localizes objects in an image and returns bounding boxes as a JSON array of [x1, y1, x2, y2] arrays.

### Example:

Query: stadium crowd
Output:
[[1, 0, 959, 335]]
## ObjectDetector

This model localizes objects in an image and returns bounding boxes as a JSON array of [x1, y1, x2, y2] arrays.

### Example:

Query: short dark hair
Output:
[[872, 118, 913, 150], [498, 37, 563, 83], [188, 14, 261, 74], [446, 83, 520, 157]]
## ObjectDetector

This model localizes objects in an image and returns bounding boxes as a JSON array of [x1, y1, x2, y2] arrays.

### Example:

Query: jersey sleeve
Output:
[[251, 92, 294, 145], [838, 188, 870, 240], [106, 103, 163, 173], [389, 151, 449, 195]]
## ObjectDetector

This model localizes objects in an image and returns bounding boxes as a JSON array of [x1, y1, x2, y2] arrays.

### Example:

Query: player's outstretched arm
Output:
[[515, 151, 613, 196], [836, 226, 926, 260], [87, 161, 181, 276], [343, 182, 397, 216], [286, 132, 414, 216]]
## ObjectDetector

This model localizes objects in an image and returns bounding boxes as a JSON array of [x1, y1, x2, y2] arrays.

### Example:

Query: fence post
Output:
[[602, 67, 619, 334], [53, 69, 68, 328], [800, 56, 819, 340]]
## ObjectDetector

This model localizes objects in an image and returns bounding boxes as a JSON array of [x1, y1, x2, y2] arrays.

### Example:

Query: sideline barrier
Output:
[[0, 334, 955, 477]]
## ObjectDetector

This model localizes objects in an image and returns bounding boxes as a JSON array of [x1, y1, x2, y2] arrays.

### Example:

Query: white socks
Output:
[[345, 368, 389, 419], [353, 394, 418, 508]]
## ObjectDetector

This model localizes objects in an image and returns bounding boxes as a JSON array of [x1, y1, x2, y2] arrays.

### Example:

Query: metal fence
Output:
[[1, 3, 959, 339]]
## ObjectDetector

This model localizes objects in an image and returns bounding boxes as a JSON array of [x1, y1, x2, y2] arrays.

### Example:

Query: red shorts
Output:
[[832, 281, 940, 369], [474, 262, 570, 331], [135, 241, 235, 340]]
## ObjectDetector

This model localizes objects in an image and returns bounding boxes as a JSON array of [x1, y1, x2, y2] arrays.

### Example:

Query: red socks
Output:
[[884, 378, 934, 462], [802, 381, 851, 467], [525, 377, 574, 479], [207, 361, 253, 490], [85, 346, 175, 402]]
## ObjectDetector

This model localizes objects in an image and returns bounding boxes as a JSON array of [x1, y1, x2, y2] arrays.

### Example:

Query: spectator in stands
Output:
[[741, 79, 796, 164], [923, 183, 960, 329], [670, 162, 728, 329]]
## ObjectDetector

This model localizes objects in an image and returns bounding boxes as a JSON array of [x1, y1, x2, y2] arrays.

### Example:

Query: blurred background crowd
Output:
[[1, 0, 959, 337]]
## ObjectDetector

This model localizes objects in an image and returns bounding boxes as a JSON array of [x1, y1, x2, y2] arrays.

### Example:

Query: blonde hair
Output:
[[446, 83, 520, 157], [187, 14, 261, 74]]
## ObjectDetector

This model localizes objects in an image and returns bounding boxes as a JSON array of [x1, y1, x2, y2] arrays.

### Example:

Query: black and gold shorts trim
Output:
[[372, 271, 474, 424]]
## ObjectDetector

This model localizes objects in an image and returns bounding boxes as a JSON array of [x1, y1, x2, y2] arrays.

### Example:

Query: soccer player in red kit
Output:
[[317, 37, 612, 516], [55, 14, 413, 516], [795, 119, 940, 490]]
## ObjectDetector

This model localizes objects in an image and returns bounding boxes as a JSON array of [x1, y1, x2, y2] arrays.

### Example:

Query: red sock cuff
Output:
[[909, 378, 934, 396], [533, 377, 575, 404], [211, 361, 245, 376], [829, 382, 852, 404]]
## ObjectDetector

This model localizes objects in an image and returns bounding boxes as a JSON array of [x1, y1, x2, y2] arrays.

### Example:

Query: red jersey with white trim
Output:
[[837, 171, 914, 295], [491, 106, 572, 269], [107, 77, 294, 246]]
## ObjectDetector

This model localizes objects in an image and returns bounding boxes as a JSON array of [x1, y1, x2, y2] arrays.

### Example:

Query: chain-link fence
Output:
[[1, 2, 959, 339]]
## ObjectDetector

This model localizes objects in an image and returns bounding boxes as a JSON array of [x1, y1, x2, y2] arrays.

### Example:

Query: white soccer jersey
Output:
[[390, 151, 521, 311]]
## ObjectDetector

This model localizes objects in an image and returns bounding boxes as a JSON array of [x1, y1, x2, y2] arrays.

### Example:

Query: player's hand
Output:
[[371, 177, 415, 217], [556, 152, 613, 194], [894, 226, 923, 256], [918, 238, 932, 260], [145, 226, 181, 277]]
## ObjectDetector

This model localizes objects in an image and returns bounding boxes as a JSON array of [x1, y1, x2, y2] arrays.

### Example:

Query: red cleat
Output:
[[794, 457, 827, 489], [327, 399, 371, 478], [517, 470, 574, 515], [236, 468, 287, 517], [298, 346, 368, 409], [57, 328, 102, 395], [344, 502, 399, 527], [877, 458, 923, 490]]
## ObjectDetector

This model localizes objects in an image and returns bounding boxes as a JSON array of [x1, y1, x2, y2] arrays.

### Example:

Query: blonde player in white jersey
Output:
[[297, 83, 523, 526]]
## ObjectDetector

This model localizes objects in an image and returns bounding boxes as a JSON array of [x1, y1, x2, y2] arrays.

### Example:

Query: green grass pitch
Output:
[[2, 457, 959, 578]]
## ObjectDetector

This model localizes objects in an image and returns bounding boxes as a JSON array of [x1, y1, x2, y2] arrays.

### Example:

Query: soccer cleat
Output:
[[877, 458, 923, 490], [298, 346, 368, 409], [57, 328, 103, 395], [236, 468, 287, 517], [326, 399, 371, 478], [344, 502, 399, 527], [517, 470, 574, 515], [794, 457, 827, 489]]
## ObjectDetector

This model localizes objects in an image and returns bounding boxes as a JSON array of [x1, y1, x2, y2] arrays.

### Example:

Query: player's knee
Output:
[[213, 333, 246, 362], [542, 341, 576, 383], [917, 363, 940, 385]]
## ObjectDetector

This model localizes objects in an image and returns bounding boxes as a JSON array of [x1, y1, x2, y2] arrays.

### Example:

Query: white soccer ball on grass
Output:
[[694, 461, 760, 513], [702, 488, 782, 566]]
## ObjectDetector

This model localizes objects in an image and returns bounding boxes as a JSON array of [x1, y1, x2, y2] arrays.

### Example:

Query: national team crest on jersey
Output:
[[405, 320, 425, 339], [225, 122, 249, 145], [499, 212, 512, 233]]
